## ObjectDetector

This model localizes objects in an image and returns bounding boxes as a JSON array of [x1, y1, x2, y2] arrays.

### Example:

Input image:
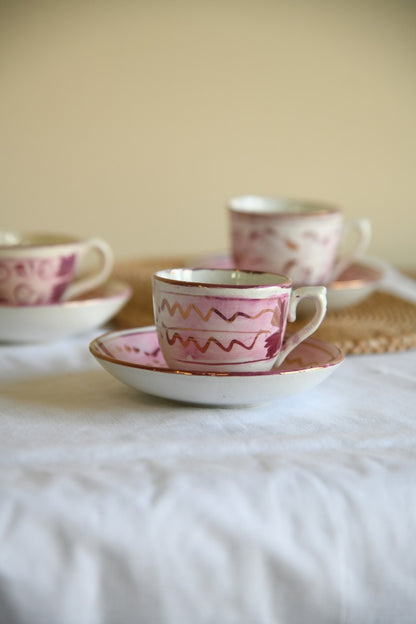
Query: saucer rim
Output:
[[330, 264, 383, 290], [90, 326, 344, 378], [0, 279, 132, 310]]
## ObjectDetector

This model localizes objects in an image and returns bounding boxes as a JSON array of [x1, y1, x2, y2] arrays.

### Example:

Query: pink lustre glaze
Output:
[[94, 327, 342, 373], [153, 287, 290, 372], [0, 255, 76, 305], [230, 211, 342, 286]]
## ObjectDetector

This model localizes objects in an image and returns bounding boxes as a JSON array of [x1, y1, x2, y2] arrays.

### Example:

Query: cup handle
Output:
[[274, 286, 327, 368], [62, 237, 114, 301], [329, 218, 372, 282]]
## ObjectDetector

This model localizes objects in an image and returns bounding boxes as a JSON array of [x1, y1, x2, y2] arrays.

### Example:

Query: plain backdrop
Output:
[[1, 0, 415, 267]]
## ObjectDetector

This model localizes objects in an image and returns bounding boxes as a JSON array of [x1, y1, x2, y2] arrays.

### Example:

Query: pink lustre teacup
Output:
[[228, 195, 371, 287], [152, 268, 327, 372], [0, 231, 114, 306]]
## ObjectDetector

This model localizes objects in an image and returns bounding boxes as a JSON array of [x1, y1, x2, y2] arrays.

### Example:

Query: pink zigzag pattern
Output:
[[160, 299, 275, 323], [166, 330, 270, 353]]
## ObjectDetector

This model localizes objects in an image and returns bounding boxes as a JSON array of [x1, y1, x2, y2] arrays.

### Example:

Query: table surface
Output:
[[1, 326, 416, 624]]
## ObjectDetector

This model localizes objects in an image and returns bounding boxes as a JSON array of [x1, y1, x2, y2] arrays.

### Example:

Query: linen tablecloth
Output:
[[1, 329, 416, 624]]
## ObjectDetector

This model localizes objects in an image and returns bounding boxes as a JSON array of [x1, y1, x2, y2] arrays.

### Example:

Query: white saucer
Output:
[[190, 253, 383, 311], [326, 260, 383, 309], [89, 326, 344, 406], [0, 280, 132, 343]]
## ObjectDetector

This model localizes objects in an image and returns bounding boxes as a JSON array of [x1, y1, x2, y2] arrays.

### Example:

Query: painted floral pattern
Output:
[[231, 211, 342, 286], [0, 255, 76, 305]]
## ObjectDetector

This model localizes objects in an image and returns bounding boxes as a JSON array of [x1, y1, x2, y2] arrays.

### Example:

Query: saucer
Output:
[[326, 260, 383, 309], [89, 326, 344, 406], [0, 280, 132, 343], [190, 253, 383, 310]]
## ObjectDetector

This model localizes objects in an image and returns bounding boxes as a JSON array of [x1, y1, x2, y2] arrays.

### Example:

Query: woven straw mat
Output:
[[111, 256, 416, 356]]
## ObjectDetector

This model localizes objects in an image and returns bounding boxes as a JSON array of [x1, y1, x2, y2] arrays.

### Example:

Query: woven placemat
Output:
[[112, 256, 416, 355]]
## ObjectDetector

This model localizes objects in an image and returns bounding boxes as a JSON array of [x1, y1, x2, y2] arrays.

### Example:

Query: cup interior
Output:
[[0, 231, 80, 248], [228, 195, 339, 216], [154, 268, 291, 288]]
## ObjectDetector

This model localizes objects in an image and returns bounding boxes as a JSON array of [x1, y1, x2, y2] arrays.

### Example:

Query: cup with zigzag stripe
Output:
[[152, 268, 327, 373]]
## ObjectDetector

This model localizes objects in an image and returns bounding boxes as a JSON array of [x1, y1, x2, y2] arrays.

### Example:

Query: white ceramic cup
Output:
[[228, 195, 372, 286], [152, 268, 327, 372], [0, 231, 114, 305]]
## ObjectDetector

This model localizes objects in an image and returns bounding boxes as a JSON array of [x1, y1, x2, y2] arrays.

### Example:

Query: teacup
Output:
[[0, 231, 114, 305], [228, 195, 372, 286], [152, 268, 327, 372]]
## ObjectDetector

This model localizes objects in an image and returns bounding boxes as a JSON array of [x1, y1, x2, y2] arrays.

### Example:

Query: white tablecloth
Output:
[[1, 328, 416, 624]]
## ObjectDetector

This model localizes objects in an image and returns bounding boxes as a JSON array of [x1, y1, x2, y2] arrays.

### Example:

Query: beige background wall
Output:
[[1, 0, 415, 267]]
